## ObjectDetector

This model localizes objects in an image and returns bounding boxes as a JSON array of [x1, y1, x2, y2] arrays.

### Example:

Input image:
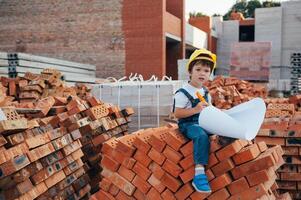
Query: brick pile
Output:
[[205, 76, 268, 109], [0, 69, 134, 199], [256, 95, 301, 199], [93, 124, 290, 200]]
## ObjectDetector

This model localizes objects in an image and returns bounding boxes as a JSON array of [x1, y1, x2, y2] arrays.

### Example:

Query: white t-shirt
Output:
[[174, 83, 212, 109]]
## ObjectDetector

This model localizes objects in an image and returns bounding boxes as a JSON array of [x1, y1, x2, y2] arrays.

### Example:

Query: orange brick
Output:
[[227, 177, 249, 195], [190, 191, 209, 200], [255, 136, 285, 146], [232, 144, 260, 165], [99, 178, 111, 192], [149, 131, 167, 152], [180, 141, 193, 156], [161, 189, 176, 200], [179, 154, 194, 170], [133, 189, 146, 200], [162, 159, 183, 177], [109, 184, 120, 196], [211, 158, 234, 177], [175, 183, 194, 200], [132, 175, 151, 194], [146, 187, 162, 200], [208, 153, 219, 167], [116, 190, 135, 200], [134, 150, 151, 167], [148, 148, 166, 165], [116, 135, 136, 157], [94, 190, 115, 200], [164, 130, 187, 151], [179, 166, 194, 184], [133, 131, 152, 154], [228, 183, 268, 200], [216, 140, 243, 161], [122, 158, 136, 170], [101, 155, 120, 172], [163, 145, 183, 164], [207, 188, 230, 200], [147, 174, 166, 193], [246, 168, 274, 186], [108, 172, 135, 196], [161, 172, 182, 192], [209, 174, 232, 192], [148, 162, 165, 179], [118, 165, 135, 182], [132, 162, 151, 181]]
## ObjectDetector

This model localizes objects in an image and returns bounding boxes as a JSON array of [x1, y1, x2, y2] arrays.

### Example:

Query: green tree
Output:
[[223, 0, 280, 20], [189, 12, 208, 18]]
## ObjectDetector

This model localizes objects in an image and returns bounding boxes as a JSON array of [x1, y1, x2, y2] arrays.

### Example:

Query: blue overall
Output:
[[174, 88, 210, 165]]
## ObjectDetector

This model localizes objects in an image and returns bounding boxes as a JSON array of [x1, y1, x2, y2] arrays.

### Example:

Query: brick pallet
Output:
[[256, 95, 301, 199], [93, 124, 290, 200], [0, 69, 134, 199]]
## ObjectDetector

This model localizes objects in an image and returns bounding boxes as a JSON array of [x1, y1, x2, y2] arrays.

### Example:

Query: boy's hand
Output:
[[194, 102, 208, 113]]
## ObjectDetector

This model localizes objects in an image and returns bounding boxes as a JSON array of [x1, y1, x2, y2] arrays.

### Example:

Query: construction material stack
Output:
[[290, 53, 301, 95], [256, 95, 301, 199], [0, 69, 134, 199], [94, 124, 290, 200]]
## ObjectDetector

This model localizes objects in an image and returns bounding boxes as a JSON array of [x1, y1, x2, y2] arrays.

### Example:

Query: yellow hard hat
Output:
[[186, 49, 217, 72]]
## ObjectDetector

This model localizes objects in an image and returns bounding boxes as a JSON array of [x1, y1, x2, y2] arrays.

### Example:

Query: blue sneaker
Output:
[[192, 174, 212, 193]]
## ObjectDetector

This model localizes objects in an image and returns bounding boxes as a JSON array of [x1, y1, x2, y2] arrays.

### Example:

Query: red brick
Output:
[[99, 178, 112, 192], [122, 158, 136, 169], [132, 175, 151, 194], [94, 190, 115, 200], [149, 131, 167, 152], [209, 173, 232, 192], [228, 183, 268, 200], [282, 146, 299, 155], [147, 174, 166, 193], [180, 141, 193, 156], [148, 162, 165, 179], [118, 165, 135, 182], [163, 145, 183, 164], [227, 177, 249, 195], [146, 187, 162, 200], [206, 169, 215, 181], [116, 135, 136, 157], [179, 154, 194, 170], [208, 153, 219, 167], [161, 172, 182, 192], [207, 188, 230, 200], [148, 148, 166, 165], [116, 190, 135, 200], [133, 131, 152, 154], [175, 183, 194, 200], [179, 166, 194, 184], [230, 150, 276, 179], [132, 162, 151, 181], [255, 136, 285, 146], [211, 158, 235, 177], [190, 191, 209, 200], [100, 155, 120, 172], [232, 144, 260, 165], [164, 130, 187, 151], [246, 168, 273, 186], [133, 189, 146, 200], [280, 172, 301, 181], [134, 150, 151, 167], [216, 140, 243, 161], [109, 184, 120, 196], [161, 189, 176, 200], [162, 159, 183, 177], [108, 172, 135, 196], [210, 137, 223, 153]]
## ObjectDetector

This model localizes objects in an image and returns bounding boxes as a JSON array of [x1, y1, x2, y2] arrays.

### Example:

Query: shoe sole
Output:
[[192, 182, 212, 193]]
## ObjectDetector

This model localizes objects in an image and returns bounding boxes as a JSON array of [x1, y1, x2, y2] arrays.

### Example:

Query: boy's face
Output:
[[189, 63, 211, 86]]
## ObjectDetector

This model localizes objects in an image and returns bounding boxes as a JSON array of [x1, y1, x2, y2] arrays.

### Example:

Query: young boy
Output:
[[173, 49, 216, 193]]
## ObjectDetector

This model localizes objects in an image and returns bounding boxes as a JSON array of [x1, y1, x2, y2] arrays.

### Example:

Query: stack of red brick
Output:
[[256, 95, 301, 199], [93, 124, 291, 200], [0, 69, 134, 199], [205, 76, 267, 109]]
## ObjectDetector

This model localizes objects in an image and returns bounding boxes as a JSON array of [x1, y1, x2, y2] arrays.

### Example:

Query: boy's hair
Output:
[[188, 54, 214, 73]]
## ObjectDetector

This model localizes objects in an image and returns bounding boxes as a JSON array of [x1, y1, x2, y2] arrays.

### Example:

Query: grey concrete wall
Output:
[[216, 20, 239, 76], [281, 1, 301, 67], [255, 7, 283, 67]]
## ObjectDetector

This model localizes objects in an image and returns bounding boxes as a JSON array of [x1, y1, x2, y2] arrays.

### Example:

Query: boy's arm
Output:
[[174, 102, 207, 119]]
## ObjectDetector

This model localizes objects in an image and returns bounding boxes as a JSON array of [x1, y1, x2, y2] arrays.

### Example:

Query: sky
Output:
[[185, 0, 289, 17]]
